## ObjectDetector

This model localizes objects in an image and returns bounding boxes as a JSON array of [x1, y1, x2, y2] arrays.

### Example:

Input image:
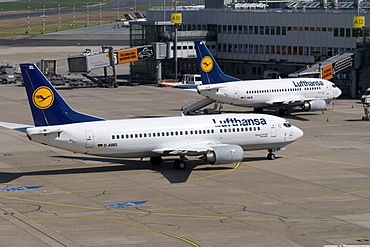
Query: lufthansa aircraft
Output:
[[0, 63, 303, 170], [194, 41, 342, 115]]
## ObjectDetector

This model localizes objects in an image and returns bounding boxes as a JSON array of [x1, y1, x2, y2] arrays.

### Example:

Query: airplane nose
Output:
[[290, 126, 304, 141], [295, 127, 304, 140], [336, 88, 342, 98]]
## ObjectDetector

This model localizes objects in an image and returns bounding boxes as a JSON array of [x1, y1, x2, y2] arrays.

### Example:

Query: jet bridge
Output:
[[289, 52, 355, 80]]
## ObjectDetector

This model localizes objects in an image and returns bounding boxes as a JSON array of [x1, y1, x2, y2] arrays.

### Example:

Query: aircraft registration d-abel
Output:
[[194, 41, 342, 115], [0, 63, 303, 170]]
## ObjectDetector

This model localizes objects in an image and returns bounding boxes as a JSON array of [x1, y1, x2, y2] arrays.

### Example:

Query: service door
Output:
[[270, 120, 277, 137], [85, 130, 94, 148]]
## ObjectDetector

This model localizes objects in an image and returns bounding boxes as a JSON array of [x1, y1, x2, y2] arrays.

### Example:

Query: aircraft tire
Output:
[[267, 153, 276, 160]]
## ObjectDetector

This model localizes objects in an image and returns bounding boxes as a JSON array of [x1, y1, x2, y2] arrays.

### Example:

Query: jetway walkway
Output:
[[289, 52, 354, 79], [181, 97, 216, 115]]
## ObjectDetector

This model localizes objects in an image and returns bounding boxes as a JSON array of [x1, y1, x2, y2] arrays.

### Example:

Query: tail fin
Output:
[[20, 63, 104, 127], [123, 13, 134, 20], [134, 12, 145, 19], [194, 40, 240, 85]]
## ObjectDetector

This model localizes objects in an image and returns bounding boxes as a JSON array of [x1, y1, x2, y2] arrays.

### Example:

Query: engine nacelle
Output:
[[202, 145, 244, 165], [302, 99, 327, 111]]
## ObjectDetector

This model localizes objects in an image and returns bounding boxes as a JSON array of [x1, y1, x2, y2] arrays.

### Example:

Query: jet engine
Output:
[[201, 145, 244, 165], [302, 99, 327, 111]]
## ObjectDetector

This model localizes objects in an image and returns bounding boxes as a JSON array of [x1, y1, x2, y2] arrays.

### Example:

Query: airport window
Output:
[[228, 25, 232, 34], [271, 46, 275, 54], [249, 26, 253, 34], [260, 26, 264, 35], [282, 26, 287, 35], [239, 44, 243, 53], [254, 26, 258, 34], [334, 28, 339, 37], [238, 25, 242, 34], [322, 27, 327, 31], [340, 28, 345, 37], [265, 45, 269, 54], [276, 45, 280, 55], [218, 25, 221, 33], [223, 25, 226, 33], [293, 27, 298, 31], [234, 44, 238, 53], [228, 44, 232, 52], [276, 26, 281, 35], [304, 27, 309, 31], [244, 25, 248, 34], [197, 25, 201, 30], [233, 25, 237, 34], [271, 26, 275, 35], [346, 28, 351, 37], [265, 26, 270, 35], [310, 27, 315, 31]]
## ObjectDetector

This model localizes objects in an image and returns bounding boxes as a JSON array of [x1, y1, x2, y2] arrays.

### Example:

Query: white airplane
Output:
[[122, 13, 146, 28], [194, 41, 342, 115], [0, 63, 303, 170]]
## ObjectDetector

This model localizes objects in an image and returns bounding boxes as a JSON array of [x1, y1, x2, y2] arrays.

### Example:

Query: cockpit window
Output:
[[283, 122, 292, 128], [332, 83, 337, 88], [363, 90, 370, 96]]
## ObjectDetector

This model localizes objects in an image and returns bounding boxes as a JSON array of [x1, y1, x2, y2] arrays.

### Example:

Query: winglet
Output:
[[194, 40, 240, 85], [20, 63, 104, 127]]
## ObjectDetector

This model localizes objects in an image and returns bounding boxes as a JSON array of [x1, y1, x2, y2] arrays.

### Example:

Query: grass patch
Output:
[[0, 0, 115, 11]]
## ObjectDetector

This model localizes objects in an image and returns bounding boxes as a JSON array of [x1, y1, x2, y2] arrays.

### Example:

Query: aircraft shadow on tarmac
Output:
[[0, 156, 270, 184], [0, 156, 243, 184]]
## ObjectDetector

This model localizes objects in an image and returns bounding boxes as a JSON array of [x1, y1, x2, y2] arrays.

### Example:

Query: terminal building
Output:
[[128, 0, 370, 98]]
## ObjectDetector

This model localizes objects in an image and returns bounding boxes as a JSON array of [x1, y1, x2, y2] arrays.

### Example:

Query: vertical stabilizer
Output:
[[20, 63, 104, 127], [194, 41, 240, 85]]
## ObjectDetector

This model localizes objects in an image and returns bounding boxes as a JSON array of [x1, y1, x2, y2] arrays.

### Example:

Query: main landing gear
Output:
[[149, 156, 187, 170], [267, 150, 276, 160]]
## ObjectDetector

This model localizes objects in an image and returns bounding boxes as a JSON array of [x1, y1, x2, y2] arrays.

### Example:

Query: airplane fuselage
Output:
[[27, 113, 303, 159], [198, 78, 342, 108]]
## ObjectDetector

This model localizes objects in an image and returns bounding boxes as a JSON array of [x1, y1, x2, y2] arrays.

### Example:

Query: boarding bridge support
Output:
[[182, 98, 217, 115]]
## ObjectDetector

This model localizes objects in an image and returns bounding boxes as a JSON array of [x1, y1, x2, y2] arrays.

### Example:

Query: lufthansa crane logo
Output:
[[201, 56, 213, 73], [32, 86, 54, 109]]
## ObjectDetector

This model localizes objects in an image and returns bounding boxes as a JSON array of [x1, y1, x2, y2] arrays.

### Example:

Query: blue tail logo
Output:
[[32, 86, 54, 109], [195, 40, 240, 84], [21, 63, 104, 127]]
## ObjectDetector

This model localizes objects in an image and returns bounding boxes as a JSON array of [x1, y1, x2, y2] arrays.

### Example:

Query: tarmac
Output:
[[1, 31, 370, 247]]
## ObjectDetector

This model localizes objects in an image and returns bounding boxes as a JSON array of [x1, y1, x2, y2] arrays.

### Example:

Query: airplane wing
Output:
[[152, 141, 225, 156], [160, 82, 198, 89], [0, 121, 33, 133], [266, 98, 316, 106]]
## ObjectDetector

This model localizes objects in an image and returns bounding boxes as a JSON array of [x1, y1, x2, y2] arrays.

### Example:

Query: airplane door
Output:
[[233, 87, 239, 101], [85, 130, 94, 148], [270, 120, 277, 137]]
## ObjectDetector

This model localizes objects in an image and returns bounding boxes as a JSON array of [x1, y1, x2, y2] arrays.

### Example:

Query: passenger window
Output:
[[121, 135, 124, 139], [112, 135, 115, 139]]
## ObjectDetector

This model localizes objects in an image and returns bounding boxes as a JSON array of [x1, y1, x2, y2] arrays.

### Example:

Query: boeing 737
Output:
[[0, 63, 303, 170], [194, 41, 342, 115]]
